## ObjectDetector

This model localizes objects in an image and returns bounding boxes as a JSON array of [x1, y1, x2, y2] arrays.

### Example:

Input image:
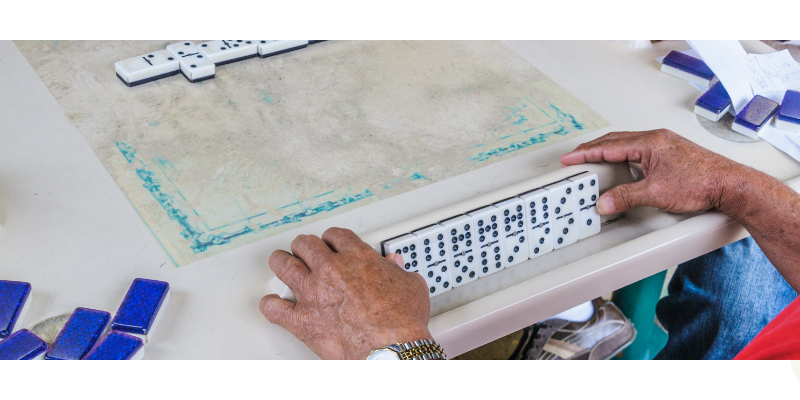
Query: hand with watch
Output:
[[259, 228, 446, 360]]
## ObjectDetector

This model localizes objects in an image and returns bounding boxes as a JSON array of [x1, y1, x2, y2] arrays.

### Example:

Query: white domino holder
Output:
[[493, 197, 529, 268], [439, 215, 480, 288], [257, 40, 309, 58], [568, 172, 602, 240], [197, 40, 259, 66], [519, 188, 553, 259], [467, 206, 507, 277], [412, 225, 453, 296], [166, 42, 216, 83], [268, 163, 631, 300], [115, 49, 179, 87], [546, 180, 579, 249]]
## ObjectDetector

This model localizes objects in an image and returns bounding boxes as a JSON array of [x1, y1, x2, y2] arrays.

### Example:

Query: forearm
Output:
[[720, 166, 800, 292]]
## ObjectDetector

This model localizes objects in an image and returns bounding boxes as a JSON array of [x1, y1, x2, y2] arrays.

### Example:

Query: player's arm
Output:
[[560, 129, 800, 292]]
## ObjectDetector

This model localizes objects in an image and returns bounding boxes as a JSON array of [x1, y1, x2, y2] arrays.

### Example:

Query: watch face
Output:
[[366, 349, 401, 360]]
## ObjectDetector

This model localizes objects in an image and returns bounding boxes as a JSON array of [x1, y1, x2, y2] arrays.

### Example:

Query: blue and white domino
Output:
[[776, 90, 800, 133], [0, 280, 32, 340], [440, 215, 479, 287], [411, 225, 452, 296], [467, 206, 507, 277], [82, 331, 144, 360], [661, 51, 717, 88], [0, 329, 47, 360], [115, 49, 179, 87], [45, 308, 111, 360], [568, 172, 601, 240], [198, 40, 259, 66], [694, 81, 733, 122], [732, 95, 780, 138], [166, 42, 216, 83], [519, 188, 553, 259], [493, 198, 529, 268], [546, 180, 578, 249], [111, 279, 170, 343], [257, 40, 309, 58]]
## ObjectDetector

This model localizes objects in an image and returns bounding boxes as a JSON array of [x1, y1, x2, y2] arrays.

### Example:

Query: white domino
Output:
[[439, 215, 479, 287], [519, 188, 553, 259], [381, 234, 422, 274], [166, 42, 216, 83], [197, 40, 259, 65], [467, 206, 506, 277], [546, 180, 578, 249], [115, 49, 179, 87], [568, 172, 602, 240], [493, 198, 529, 267], [411, 225, 452, 296], [257, 40, 309, 58]]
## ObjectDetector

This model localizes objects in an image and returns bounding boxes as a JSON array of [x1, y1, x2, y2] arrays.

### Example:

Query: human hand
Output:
[[560, 129, 753, 215], [259, 228, 433, 360]]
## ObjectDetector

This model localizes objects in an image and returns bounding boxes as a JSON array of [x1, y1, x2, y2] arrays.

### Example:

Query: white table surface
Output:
[[1, 40, 798, 359]]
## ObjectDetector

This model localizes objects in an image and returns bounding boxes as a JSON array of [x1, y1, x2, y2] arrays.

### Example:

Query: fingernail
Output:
[[596, 195, 616, 215]]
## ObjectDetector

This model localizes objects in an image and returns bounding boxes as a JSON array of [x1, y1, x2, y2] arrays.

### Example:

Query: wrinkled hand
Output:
[[560, 129, 751, 215], [259, 228, 432, 359]]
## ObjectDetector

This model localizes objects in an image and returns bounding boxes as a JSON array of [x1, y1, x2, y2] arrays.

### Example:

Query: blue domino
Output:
[[0, 280, 32, 339], [111, 279, 170, 342], [0, 329, 47, 360], [776, 90, 800, 133], [45, 308, 111, 360], [661, 50, 717, 87], [694, 81, 732, 122], [732, 95, 780, 138], [83, 331, 144, 360]]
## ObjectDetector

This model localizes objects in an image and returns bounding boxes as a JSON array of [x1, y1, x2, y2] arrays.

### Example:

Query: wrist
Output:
[[363, 328, 434, 358], [716, 163, 772, 219]]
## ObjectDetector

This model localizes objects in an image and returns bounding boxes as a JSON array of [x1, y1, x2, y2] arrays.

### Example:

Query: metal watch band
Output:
[[396, 339, 447, 360]]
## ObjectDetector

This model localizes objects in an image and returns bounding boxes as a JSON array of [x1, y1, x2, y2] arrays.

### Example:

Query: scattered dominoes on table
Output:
[[45, 308, 111, 360], [111, 278, 170, 343], [0, 329, 47, 360], [198, 40, 259, 66], [82, 331, 145, 360], [271, 173, 606, 300], [116, 40, 323, 86], [115, 49, 179, 87], [166, 41, 216, 83], [694, 81, 732, 122], [776, 90, 800, 133], [0, 280, 32, 339], [258, 40, 309, 58], [732, 95, 780, 138], [661, 50, 717, 88]]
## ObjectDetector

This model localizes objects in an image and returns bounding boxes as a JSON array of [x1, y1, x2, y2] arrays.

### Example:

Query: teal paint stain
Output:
[[549, 104, 584, 130], [314, 190, 334, 198], [383, 178, 402, 190], [115, 142, 136, 163], [193, 209, 200, 216], [261, 92, 273, 103], [468, 143, 485, 149], [409, 173, 428, 181], [468, 126, 570, 163]]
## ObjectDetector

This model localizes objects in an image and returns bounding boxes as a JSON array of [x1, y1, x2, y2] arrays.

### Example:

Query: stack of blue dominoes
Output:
[[661, 50, 800, 138], [115, 40, 326, 87], [0, 278, 169, 360]]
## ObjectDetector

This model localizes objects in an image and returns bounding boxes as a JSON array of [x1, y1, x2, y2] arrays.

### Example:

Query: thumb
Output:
[[596, 181, 650, 215], [386, 253, 405, 268]]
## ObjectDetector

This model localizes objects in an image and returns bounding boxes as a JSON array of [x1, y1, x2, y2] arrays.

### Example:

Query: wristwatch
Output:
[[366, 339, 447, 360]]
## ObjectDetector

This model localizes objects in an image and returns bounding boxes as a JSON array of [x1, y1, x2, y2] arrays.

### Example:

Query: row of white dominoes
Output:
[[381, 172, 601, 297], [115, 40, 324, 87]]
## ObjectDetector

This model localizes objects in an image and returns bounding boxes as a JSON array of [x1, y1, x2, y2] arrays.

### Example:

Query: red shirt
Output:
[[735, 297, 800, 360]]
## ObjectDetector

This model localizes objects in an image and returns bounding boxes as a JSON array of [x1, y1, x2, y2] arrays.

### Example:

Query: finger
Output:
[[385, 253, 404, 268], [259, 294, 302, 332], [560, 137, 648, 166], [321, 227, 371, 253], [596, 180, 651, 215], [269, 250, 311, 290], [290, 234, 335, 269]]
